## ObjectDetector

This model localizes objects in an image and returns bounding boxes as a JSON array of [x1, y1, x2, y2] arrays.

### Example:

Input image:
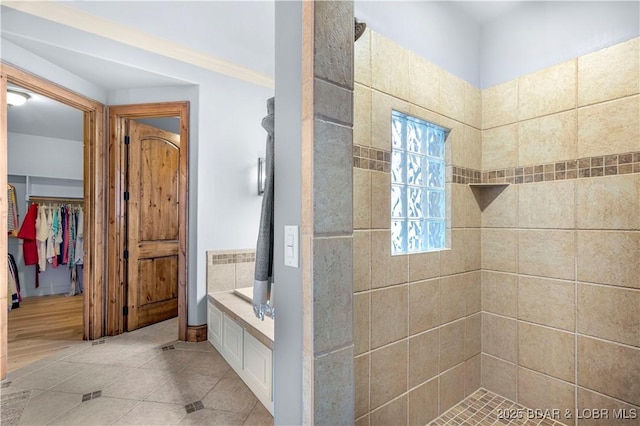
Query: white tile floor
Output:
[[0, 318, 273, 426]]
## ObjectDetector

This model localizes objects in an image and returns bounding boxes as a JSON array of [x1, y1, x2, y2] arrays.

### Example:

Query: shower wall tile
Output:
[[577, 283, 640, 347], [408, 377, 439, 426], [576, 231, 640, 289], [518, 230, 575, 280], [370, 285, 407, 349], [577, 95, 640, 158], [370, 395, 407, 426], [355, 415, 369, 426], [464, 271, 482, 315], [312, 237, 353, 354], [371, 31, 410, 100], [439, 275, 467, 324], [354, 292, 370, 355], [464, 125, 482, 171], [353, 231, 371, 293], [464, 355, 481, 397], [408, 278, 440, 335], [518, 180, 575, 229], [389, 254, 408, 286], [518, 323, 575, 383], [408, 52, 440, 114], [314, 346, 354, 424], [481, 354, 517, 401], [578, 37, 640, 106], [440, 70, 466, 123], [481, 229, 517, 273], [577, 388, 640, 426], [313, 120, 353, 235], [408, 329, 439, 387], [518, 110, 577, 166], [518, 368, 576, 425], [439, 364, 465, 414], [314, 78, 353, 123], [518, 60, 576, 121], [354, 28, 371, 86], [576, 174, 640, 230], [440, 230, 467, 276], [578, 336, 640, 405], [482, 271, 517, 318], [408, 251, 440, 283], [482, 313, 517, 363], [207, 263, 235, 293], [480, 184, 517, 228], [464, 83, 482, 130], [353, 168, 371, 230], [354, 84, 372, 147], [439, 319, 466, 372], [482, 80, 518, 129], [482, 124, 518, 170], [449, 183, 466, 229], [464, 313, 482, 360], [313, 0, 353, 89], [447, 120, 466, 168], [370, 90, 410, 152], [370, 171, 390, 230], [370, 230, 390, 289], [464, 230, 482, 272], [518, 276, 575, 331], [464, 185, 482, 228], [355, 354, 370, 418], [370, 340, 408, 410]]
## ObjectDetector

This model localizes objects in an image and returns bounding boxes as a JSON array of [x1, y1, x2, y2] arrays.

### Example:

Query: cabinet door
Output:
[[207, 302, 223, 350], [222, 314, 244, 372], [243, 332, 273, 401]]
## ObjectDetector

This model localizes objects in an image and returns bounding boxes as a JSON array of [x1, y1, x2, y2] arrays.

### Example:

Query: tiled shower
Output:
[[353, 29, 639, 425]]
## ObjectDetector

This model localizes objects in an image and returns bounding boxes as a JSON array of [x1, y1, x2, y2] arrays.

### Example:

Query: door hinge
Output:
[[123, 249, 129, 260], [123, 306, 129, 316], [123, 191, 130, 201], [124, 135, 130, 145]]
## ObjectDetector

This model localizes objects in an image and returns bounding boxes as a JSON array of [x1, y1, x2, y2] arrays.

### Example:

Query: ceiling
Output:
[[3, 1, 524, 142]]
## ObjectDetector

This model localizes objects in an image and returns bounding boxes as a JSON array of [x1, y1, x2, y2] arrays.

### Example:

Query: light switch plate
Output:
[[284, 225, 299, 268]]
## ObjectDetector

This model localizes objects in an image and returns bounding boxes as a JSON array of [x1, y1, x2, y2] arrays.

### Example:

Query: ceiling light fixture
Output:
[[7, 90, 30, 107]]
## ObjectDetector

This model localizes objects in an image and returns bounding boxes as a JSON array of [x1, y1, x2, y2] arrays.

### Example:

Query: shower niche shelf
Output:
[[468, 183, 510, 188]]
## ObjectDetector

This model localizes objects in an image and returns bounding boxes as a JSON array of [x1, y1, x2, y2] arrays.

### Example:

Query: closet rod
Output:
[[29, 196, 84, 204]]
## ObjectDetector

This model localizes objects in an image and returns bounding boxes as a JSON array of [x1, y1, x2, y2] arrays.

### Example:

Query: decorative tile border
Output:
[[353, 145, 391, 172], [209, 250, 256, 265], [484, 151, 640, 184], [352, 145, 640, 185]]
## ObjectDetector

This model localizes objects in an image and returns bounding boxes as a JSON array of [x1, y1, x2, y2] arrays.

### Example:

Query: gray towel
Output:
[[253, 97, 275, 320]]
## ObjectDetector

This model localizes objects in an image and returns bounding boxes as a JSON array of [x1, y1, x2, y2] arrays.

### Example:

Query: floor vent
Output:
[[184, 401, 204, 414], [161, 345, 175, 351], [91, 340, 106, 346], [1, 381, 11, 388], [82, 390, 102, 402]]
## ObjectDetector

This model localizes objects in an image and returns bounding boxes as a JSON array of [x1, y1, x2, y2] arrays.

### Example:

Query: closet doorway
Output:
[[1, 63, 106, 380]]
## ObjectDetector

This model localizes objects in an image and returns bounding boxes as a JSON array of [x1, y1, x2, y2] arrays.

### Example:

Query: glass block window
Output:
[[391, 110, 447, 254]]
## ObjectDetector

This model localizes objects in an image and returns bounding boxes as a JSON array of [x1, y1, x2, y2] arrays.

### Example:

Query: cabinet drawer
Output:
[[222, 314, 244, 371]]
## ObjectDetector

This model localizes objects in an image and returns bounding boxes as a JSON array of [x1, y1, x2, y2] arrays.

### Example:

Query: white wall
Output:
[[480, 1, 640, 88], [355, 0, 482, 86], [8, 133, 83, 180]]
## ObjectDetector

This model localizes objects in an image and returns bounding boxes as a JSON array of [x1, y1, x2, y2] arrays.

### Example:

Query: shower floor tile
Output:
[[430, 389, 568, 426]]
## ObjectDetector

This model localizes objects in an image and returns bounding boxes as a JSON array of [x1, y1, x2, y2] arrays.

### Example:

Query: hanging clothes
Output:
[[8, 184, 19, 237], [74, 208, 84, 265], [253, 97, 275, 320], [8, 254, 21, 309], [17, 203, 39, 266]]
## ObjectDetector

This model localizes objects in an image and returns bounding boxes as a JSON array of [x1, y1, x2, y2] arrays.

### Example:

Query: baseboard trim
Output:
[[186, 324, 208, 342]]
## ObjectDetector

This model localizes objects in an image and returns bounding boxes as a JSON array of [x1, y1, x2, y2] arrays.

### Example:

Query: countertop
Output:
[[208, 289, 274, 349]]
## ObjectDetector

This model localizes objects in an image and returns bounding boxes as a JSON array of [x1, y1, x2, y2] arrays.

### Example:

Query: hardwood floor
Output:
[[7, 294, 84, 372]]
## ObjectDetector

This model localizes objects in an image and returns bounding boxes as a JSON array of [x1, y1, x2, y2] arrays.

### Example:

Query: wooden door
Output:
[[126, 120, 180, 331]]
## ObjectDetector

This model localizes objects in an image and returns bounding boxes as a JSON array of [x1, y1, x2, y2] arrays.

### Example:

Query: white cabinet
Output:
[[222, 314, 244, 372], [207, 299, 274, 415], [207, 301, 223, 350]]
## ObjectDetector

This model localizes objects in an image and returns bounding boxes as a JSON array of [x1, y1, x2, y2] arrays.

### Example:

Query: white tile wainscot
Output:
[[207, 290, 274, 415]]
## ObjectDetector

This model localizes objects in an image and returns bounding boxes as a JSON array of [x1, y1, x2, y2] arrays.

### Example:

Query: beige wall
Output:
[[353, 29, 483, 425], [355, 31, 639, 425], [207, 250, 256, 293], [480, 37, 640, 425]]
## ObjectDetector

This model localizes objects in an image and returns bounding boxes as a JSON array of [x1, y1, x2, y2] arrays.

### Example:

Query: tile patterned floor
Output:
[[430, 389, 568, 426], [0, 318, 273, 426]]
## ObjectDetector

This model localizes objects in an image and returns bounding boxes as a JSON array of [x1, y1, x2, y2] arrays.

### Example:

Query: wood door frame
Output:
[[0, 62, 107, 379], [108, 103, 189, 341]]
